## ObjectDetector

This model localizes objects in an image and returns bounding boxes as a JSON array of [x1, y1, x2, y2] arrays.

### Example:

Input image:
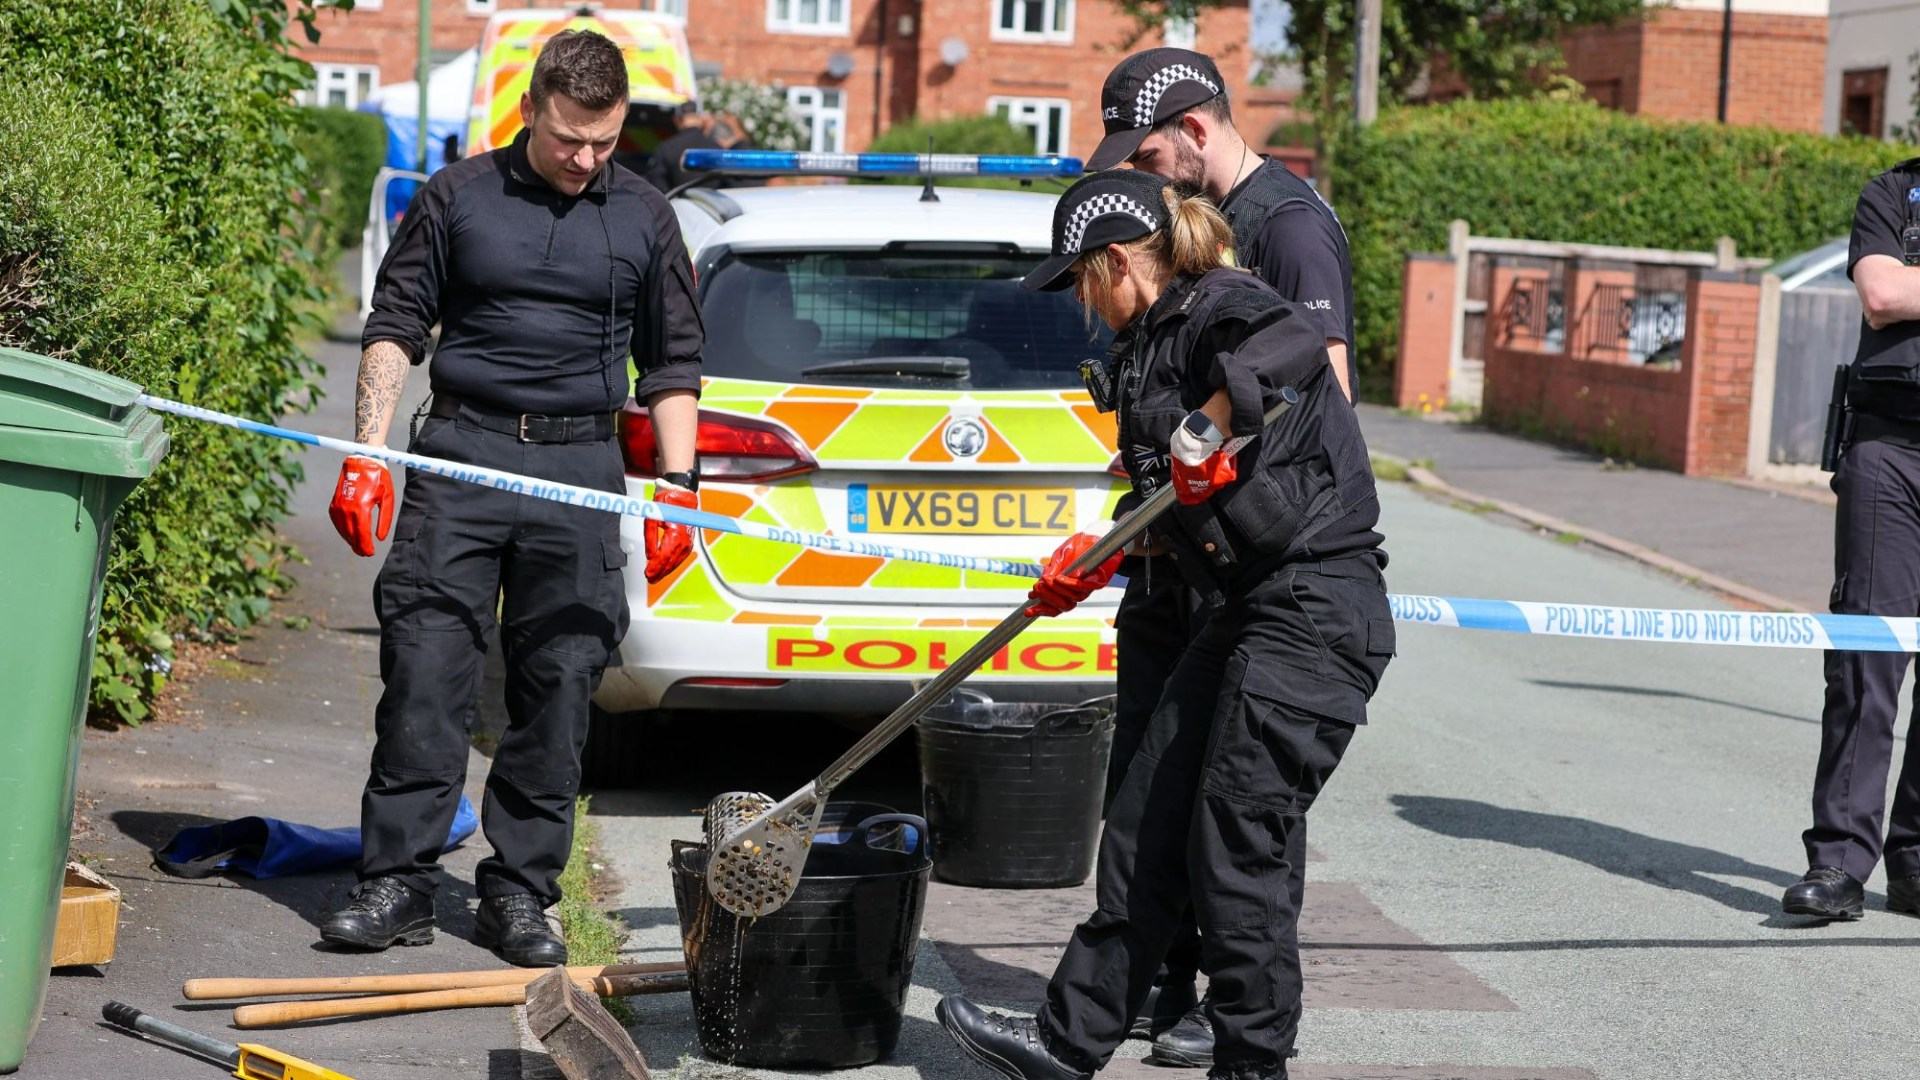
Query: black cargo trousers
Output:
[[1046, 558, 1392, 1077], [1805, 433, 1920, 883], [358, 409, 630, 907]]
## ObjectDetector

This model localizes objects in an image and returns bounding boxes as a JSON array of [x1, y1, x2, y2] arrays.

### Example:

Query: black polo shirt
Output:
[[364, 130, 704, 417]]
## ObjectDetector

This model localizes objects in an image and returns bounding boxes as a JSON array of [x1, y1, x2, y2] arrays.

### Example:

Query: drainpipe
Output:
[[1716, 0, 1732, 123]]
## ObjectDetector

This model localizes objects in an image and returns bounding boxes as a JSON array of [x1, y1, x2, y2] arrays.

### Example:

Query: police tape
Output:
[[1389, 594, 1913, 653], [143, 395, 1915, 653], [136, 395, 1047, 580]]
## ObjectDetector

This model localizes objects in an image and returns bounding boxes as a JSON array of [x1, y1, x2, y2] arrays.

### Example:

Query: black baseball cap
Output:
[[1088, 48, 1226, 170], [1021, 169, 1171, 292]]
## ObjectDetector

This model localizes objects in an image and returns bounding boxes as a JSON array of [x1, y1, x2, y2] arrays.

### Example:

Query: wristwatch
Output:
[[659, 469, 700, 492]]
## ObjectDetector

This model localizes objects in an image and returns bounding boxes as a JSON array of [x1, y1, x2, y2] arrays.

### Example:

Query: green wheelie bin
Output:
[[0, 347, 167, 1073]]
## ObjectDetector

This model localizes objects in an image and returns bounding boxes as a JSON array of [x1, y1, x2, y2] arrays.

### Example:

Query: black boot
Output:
[[319, 876, 435, 950], [1129, 978, 1200, 1040], [1781, 866, 1864, 920], [476, 894, 567, 967], [1887, 874, 1920, 916], [1147, 994, 1214, 1068], [936, 996, 1090, 1080]]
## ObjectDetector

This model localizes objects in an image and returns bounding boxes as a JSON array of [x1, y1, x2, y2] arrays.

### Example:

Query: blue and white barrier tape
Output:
[[137, 395, 1046, 580], [1390, 595, 1913, 653], [144, 395, 1918, 653]]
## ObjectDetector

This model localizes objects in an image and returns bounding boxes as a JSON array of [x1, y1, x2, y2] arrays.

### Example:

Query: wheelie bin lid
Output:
[[0, 347, 168, 478]]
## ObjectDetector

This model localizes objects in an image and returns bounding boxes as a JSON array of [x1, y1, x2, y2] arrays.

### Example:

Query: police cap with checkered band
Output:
[[1087, 47, 1226, 171], [1021, 168, 1170, 292]]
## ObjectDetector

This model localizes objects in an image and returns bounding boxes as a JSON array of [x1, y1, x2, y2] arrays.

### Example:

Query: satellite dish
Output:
[[826, 51, 856, 79], [939, 36, 969, 66]]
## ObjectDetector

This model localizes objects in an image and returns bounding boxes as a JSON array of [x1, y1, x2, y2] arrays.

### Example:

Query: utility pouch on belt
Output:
[[1822, 364, 1855, 473]]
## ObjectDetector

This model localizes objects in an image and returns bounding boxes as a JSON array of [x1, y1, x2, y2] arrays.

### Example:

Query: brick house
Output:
[[1558, 0, 1829, 131], [292, 0, 1301, 160]]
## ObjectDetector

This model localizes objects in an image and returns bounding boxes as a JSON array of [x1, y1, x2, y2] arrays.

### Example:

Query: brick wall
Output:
[[1560, 7, 1826, 131], [1393, 254, 1455, 410], [1682, 273, 1759, 476], [295, 0, 1300, 158], [1478, 259, 1763, 476]]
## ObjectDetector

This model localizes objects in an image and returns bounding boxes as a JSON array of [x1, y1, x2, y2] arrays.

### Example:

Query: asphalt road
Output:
[[591, 480, 1918, 1080]]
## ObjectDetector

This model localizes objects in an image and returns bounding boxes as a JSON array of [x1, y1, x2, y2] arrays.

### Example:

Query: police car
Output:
[[592, 151, 1126, 722]]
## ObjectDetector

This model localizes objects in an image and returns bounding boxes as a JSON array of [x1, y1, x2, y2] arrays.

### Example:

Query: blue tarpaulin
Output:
[[154, 794, 479, 880]]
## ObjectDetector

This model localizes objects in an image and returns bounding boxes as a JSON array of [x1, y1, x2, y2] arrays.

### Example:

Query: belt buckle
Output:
[[517, 414, 532, 442]]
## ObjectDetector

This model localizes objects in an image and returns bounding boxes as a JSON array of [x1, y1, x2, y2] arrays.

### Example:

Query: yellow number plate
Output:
[[848, 485, 1074, 535]]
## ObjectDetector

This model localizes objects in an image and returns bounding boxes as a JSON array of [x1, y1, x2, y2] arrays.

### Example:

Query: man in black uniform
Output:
[[322, 30, 703, 966], [1078, 48, 1361, 1065], [1784, 157, 1920, 922]]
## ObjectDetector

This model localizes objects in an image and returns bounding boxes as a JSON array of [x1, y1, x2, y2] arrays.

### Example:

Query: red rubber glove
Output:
[[645, 483, 698, 583], [1169, 410, 1236, 505], [328, 455, 394, 557], [1025, 529, 1123, 618], [1170, 451, 1237, 505]]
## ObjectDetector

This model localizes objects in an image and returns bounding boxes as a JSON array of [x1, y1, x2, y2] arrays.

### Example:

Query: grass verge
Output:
[[557, 795, 636, 1022]]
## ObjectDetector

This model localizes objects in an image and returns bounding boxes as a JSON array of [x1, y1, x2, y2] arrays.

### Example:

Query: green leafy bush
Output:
[[298, 107, 388, 249], [1329, 99, 1920, 396], [866, 115, 1063, 191], [696, 77, 807, 151], [0, 0, 333, 723]]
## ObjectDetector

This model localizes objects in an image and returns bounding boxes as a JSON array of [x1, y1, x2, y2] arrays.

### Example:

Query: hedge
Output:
[[1328, 99, 1920, 397], [297, 107, 388, 250], [0, 0, 332, 723]]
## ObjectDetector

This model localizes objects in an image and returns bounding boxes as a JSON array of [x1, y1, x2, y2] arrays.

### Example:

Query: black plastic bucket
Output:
[[669, 807, 930, 1068], [917, 690, 1115, 888]]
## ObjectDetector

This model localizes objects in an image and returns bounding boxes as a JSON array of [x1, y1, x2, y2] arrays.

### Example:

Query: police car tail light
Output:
[[1106, 453, 1129, 478], [620, 404, 818, 483]]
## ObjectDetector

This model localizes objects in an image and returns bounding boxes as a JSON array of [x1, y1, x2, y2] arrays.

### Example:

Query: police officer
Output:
[[1078, 48, 1361, 1065], [937, 170, 1393, 1080], [322, 30, 704, 966], [1784, 156, 1920, 921]]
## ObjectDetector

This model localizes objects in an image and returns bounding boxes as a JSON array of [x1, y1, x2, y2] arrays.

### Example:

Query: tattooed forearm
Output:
[[355, 342, 411, 446]]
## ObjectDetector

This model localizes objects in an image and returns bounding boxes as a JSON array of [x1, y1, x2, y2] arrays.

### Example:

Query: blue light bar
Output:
[[679, 149, 1083, 179]]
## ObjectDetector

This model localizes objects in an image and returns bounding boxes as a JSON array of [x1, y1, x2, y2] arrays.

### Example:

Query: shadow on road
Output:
[[1389, 794, 1827, 920], [1526, 678, 1848, 731]]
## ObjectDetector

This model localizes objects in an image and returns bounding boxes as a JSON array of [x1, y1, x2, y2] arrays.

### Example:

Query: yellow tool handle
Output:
[[231, 971, 688, 1028], [186, 960, 684, 999], [236, 1044, 357, 1080]]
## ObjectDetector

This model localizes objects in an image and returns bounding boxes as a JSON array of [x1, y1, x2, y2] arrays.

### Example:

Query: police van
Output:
[[465, 5, 697, 170], [593, 152, 1128, 728]]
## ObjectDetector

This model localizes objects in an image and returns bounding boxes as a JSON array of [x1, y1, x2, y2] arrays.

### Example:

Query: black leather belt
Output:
[[429, 395, 615, 444]]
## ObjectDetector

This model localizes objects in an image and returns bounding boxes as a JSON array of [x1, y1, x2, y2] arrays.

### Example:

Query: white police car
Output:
[[591, 151, 1128, 730]]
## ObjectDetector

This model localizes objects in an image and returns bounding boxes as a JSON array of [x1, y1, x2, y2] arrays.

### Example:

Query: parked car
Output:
[[1766, 237, 1850, 292], [592, 152, 1126, 734]]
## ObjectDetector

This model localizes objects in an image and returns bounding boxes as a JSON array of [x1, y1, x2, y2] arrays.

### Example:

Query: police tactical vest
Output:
[[1112, 270, 1369, 595], [1851, 157, 1920, 420], [1219, 160, 1358, 385]]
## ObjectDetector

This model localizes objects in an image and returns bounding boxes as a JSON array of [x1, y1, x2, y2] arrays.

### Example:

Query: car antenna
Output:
[[920, 136, 939, 204]]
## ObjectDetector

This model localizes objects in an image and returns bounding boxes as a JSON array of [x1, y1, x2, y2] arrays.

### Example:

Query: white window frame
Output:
[[653, 0, 687, 16], [991, 0, 1073, 43], [303, 63, 380, 111], [787, 86, 848, 153], [465, 0, 497, 15], [767, 0, 852, 36], [356, 0, 383, 10], [988, 96, 1070, 155]]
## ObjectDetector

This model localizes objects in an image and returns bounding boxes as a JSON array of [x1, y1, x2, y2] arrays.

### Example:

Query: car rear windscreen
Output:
[[697, 249, 1114, 389]]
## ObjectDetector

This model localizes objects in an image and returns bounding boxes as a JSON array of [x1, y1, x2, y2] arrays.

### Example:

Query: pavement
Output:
[[1354, 405, 1836, 612], [17, 273, 1898, 1080]]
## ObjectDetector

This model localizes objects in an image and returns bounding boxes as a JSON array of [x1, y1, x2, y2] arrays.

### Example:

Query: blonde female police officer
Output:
[[934, 170, 1393, 1080]]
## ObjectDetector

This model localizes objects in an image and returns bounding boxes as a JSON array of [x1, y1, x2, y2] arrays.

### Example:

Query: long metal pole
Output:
[[1716, 0, 1732, 123], [1355, 0, 1381, 126], [416, 0, 432, 172]]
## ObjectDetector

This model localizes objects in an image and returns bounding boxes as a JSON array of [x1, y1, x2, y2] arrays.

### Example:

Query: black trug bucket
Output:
[[669, 807, 930, 1068], [918, 690, 1115, 888]]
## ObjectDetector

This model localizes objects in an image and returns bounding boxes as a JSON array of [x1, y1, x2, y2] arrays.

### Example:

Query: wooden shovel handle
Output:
[[230, 971, 689, 1029], [186, 960, 684, 1000]]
